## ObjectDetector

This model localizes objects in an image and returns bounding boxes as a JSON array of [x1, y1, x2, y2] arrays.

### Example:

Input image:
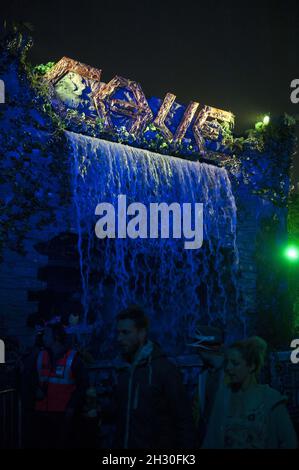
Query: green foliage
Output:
[[33, 62, 56, 76], [0, 48, 71, 259]]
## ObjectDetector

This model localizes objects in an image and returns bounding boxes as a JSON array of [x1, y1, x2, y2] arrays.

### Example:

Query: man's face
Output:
[[117, 319, 146, 357]]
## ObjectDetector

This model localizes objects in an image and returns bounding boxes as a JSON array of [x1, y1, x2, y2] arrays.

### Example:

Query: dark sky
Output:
[[2, 0, 299, 183]]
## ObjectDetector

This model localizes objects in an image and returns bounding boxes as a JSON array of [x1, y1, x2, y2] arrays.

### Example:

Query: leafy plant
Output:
[[33, 62, 56, 76]]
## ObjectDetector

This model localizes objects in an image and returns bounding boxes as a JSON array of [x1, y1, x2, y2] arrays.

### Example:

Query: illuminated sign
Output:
[[45, 57, 234, 153]]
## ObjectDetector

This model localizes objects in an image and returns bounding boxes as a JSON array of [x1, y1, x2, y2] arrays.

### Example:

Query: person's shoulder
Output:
[[163, 357, 180, 371], [152, 353, 174, 367], [257, 384, 288, 409], [152, 353, 180, 377]]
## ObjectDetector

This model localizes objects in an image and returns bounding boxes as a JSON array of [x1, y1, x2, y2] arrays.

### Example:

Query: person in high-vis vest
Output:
[[34, 322, 89, 448], [36, 347, 77, 412]]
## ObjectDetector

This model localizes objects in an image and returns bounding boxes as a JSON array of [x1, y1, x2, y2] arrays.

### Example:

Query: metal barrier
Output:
[[0, 388, 22, 449]]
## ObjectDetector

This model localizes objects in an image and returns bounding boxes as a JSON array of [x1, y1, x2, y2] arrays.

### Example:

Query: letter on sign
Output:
[[94, 76, 153, 136], [45, 56, 102, 85], [173, 101, 200, 144], [153, 93, 176, 140], [193, 105, 234, 152]]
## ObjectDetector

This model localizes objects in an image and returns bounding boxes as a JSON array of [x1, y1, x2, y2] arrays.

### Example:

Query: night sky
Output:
[[2, 0, 299, 183]]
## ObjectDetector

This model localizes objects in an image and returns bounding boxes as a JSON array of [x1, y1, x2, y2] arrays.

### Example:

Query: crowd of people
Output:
[[20, 305, 298, 449]]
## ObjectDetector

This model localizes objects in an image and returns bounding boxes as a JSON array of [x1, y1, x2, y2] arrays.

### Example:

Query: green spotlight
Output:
[[285, 246, 299, 262], [263, 115, 270, 126]]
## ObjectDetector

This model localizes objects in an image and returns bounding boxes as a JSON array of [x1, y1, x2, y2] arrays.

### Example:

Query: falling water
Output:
[[66, 131, 243, 355]]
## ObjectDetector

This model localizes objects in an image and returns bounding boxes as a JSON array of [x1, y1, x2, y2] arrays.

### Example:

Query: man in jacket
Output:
[[113, 305, 196, 449]]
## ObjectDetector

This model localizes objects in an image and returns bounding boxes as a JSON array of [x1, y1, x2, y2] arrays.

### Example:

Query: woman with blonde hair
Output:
[[203, 336, 298, 449]]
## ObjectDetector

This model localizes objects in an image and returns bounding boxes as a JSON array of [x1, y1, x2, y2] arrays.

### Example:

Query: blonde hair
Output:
[[229, 336, 268, 376]]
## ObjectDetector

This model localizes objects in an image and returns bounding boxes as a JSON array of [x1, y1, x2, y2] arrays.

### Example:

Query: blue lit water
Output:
[[67, 131, 242, 354]]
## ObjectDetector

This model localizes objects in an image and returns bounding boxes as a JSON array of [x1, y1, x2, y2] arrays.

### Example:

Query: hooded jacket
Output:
[[113, 341, 196, 449], [202, 383, 298, 449]]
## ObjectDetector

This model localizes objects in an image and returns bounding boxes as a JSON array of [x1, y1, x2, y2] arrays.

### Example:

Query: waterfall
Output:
[[66, 131, 243, 355]]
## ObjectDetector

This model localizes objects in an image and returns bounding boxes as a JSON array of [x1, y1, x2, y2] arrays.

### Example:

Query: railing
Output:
[[0, 388, 22, 449]]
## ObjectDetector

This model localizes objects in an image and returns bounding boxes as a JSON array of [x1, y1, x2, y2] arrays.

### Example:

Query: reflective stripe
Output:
[[37, 349, 76, 384], [46, 350, 76, 387]]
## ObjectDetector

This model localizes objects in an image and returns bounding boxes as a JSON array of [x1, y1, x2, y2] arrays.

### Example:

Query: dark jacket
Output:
[[114, 341, 196, 449], [193, 365, 224, 446]]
